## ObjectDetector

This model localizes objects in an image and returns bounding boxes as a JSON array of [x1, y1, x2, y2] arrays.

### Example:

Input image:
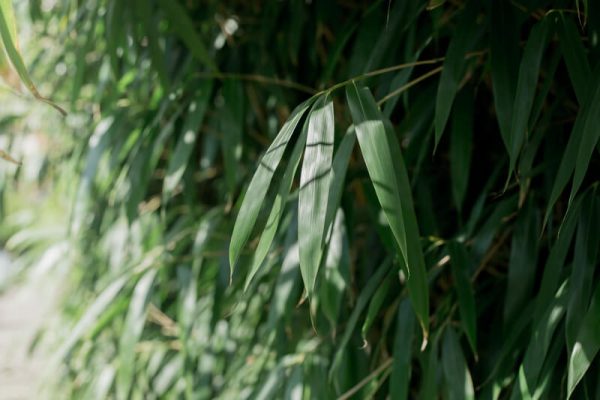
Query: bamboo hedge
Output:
[[1, 0, 600, 398]]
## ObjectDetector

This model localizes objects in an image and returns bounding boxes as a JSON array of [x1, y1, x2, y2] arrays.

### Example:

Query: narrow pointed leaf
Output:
[[434, 0, 482, 148], [449, 90, 474, 212], [229, 97, 315, 272], [567, 284, 600, 398], [557, 14, 592, 104], [244, 116, 308, 289], [156, 0, 217, 71], [117, 269, 157, 399], [442, 328, 475, 400], [489, 0, 519, 146], [507, 19, 549, 179], [448, 241, 477, 355], [0, 0, 65, 115], [346, 83, 429, 340], [298, 95, 335, 294], [389, 299, 416, 399], [163, 81, 212, 199], [545, 68, 600, 222]]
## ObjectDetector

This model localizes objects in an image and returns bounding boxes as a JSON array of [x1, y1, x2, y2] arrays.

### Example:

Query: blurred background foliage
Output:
[[0, 0, 599, 398]]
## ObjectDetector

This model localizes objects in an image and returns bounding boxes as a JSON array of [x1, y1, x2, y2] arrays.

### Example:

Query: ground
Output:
[[0, 266, 58, 400]]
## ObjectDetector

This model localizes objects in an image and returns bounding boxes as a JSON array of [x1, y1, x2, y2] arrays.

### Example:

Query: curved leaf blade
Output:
[[229, 97, 316, 272], [298, 95, 335, 295]]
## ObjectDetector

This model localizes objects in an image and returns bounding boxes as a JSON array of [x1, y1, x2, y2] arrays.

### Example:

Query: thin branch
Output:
[[337, 358, 393, 400], [377, 66, 443, 106], [193, 72, 318, 94]]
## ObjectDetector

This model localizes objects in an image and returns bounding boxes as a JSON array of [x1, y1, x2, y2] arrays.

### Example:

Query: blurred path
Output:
[[0, 265, 58, 400]]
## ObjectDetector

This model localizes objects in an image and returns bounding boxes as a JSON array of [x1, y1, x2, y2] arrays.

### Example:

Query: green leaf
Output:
[[566, 189, 600, 350], [0, 0, 66, 115], [442, 328, 475, 400], [244, 112, 308, 289], [229, 97, 315, 272], [545, 67, 600, 222], [361, 276, 391, 340], [448, 241, 477, 356], [567, 284, 600, 398], [320, 209, 350, 327], [434, 0, 482, 148], [163, 81, 212, 200], [389, 299, 416, 400], [323, 129, 355, 244], [221, 80, 244, 194], [557, 14, 592, 104], [449, 89, 474, 212], [521, 280, 569, 391], [346, 83, 429, 341], [117, 269, 157, 399], [507, 19, 550, 180], [504, 202, 539, 325], [156, 0, 217, 71], [298, 95, 335, 294], [330, 259, 392, 380], [58, 275, 129, 358], [489, 0, 519, 146], [134, 0, 169, 89], [533, 196, 581, 321]]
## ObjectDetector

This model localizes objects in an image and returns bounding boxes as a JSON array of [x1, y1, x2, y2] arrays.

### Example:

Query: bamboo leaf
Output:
[[448, 241, 477, 356], [298, 95, 335, 294], [163, 81, 212, 200], [156, 0, 217, 71], [434, 0, 482, 148], [346, 83, 429, 341], [545, 67, 600, 222], [567, 284, 600, 398], [244, 112, 308, 289], [566, 189, 600, 350], [489, 0, 519, 146], [0, 0, 66, 115], [557, 14, 592, 104], [361, 276, 391, 340], [229, 97, 315, 273], [329, 259, 392, 381], [117, 269, 157, 399], [389, 299, 416, 399], [449, 89, 474, 212], [504, 202, 539, 325], [507, 19, 550, 180], [442, 328, 475, 400]]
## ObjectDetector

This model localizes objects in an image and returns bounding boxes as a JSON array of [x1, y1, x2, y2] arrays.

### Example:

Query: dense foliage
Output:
[[1, 0, 600, 398]]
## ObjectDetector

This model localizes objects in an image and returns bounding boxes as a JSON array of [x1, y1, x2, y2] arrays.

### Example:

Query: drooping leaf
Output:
[[117, 268, 157, 399], [489, 0, 519, 146], [163, 81, 212, 200], [565, 188, 600, 350], [567, 284, 600, 398], [389, 299, 416, 400], [156, 0, 217, 71], [448, 241, 477, 356], [449, 89, 474, 212], [557, 14, 592, 104], [507, 18, 550, 180], [442, 328, 475, 400], [330, 259, 392, 380], [229, 97, 316, 272], [545, 66, 600, 222], [504, 201, 539, 325], [346, 83, 429, 340], [434, 0, 482, 148], [244, 113, 308, 289], [0, 0, 66, 115], [298, 95, 335, 294]]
